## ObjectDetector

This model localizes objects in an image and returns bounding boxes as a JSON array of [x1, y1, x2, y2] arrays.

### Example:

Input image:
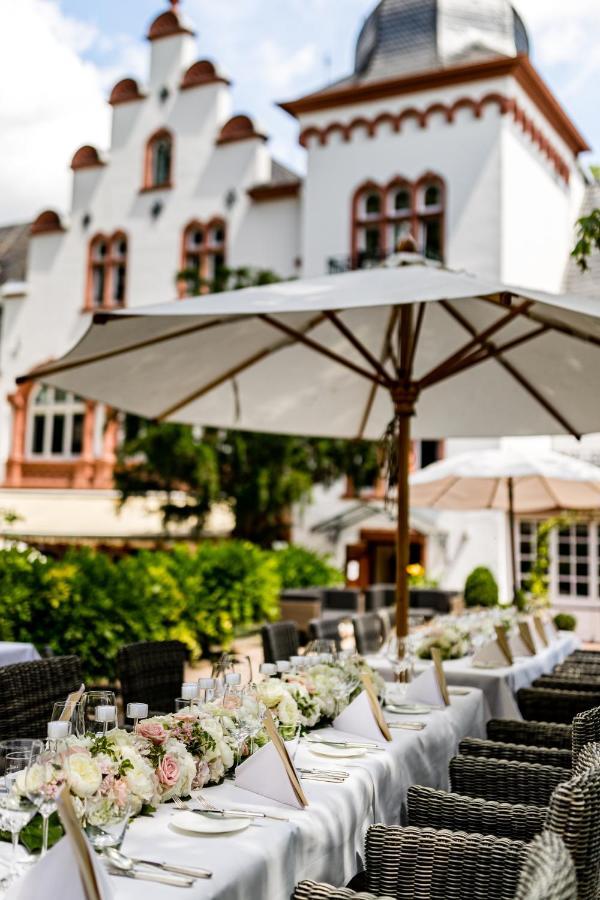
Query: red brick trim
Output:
[[281, 54, 589, 155], [181, 60, 230, 90], [300, 93, 571, 184], [247, 182, 300, 202], [71, 145, 105, 171], [30, 210, 65, 236], [217, 115, 267, 145], [109, 78, 144, 106]]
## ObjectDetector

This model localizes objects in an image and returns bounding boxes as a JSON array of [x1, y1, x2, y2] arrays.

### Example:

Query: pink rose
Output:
[[158, 754, 180, 787], [173, 713, 197, 723], [136, 721, 167, 744], [113, 778, 129, 808], [192, 761, 210, 790]]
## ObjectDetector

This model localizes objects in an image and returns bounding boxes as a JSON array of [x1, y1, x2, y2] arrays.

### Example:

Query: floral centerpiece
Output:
[[416, 624, 470, 661]]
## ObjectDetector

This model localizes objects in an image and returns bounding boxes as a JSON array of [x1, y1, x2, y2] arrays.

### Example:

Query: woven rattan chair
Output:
[[517, 687, 600, 723], [514, 831, 577, 900], [457, 737, 573, 769], [352, 613, 385, 655], [308, 617, 345, 651], [293, 884, 390, 900], [0, 655, 83, 741], [487, 718, 573, 749], [533, 675, 600, 693], [117, 640, 187, 715], [261, 621, 300, 664], [449, 755, 570, 806]]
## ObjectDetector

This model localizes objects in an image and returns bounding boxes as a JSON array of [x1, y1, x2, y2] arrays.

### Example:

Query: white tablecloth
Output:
[[367, 632, 580, 719], [1, 689, 484, 900], [0, 643, 40, 666]]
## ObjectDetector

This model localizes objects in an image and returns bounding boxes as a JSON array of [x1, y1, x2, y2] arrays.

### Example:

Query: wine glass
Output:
[[0, 740, 43, 776], [24, 748, 65, 858], [76, 691, 117, 736], [305, 640, 337, 659], [240, 684, 266, 758], [0, 754, 37, 882], [385, 635, 414, 703]]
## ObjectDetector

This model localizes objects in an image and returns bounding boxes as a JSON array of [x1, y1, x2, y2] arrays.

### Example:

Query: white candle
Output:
[[95, 705, 116, 723], [181, 683, 197, 700], [259, 663, 277, 677], [225, 672, 241, 685], [47, 721, 70, 739], [198, 678, 214, 690], [276, 660, 291, 673], [127, 703, 148, 720]]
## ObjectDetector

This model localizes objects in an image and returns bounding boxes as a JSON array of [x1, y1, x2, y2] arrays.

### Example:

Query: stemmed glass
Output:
[[305, 640, 337, 660], [213, 653, 253, 686], [385, 635, 415, 703], [76, 691, 117, 737], [0, 740, 43, 776], [23, 747, 66, 858], [0, 753, 37, 883]]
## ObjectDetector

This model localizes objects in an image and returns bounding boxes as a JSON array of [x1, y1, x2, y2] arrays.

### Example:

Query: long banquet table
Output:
[[367, 632, 580, 719], [99, 690, 486, 899], [0, 643, 40, 667]]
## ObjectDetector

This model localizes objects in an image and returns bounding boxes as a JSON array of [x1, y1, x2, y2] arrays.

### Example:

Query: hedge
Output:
[[0, 542, 341, 681], [464, 566, 499, 608]]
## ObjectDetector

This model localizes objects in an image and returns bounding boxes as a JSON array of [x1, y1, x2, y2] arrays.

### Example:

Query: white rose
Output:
[[66, 753, 103, 798], [258, 680, 285, 708], [277, 692, 299, 727], [14, 762, 48, 796]]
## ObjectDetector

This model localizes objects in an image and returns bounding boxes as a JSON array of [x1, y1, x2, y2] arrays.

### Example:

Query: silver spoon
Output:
[[105, 847, 210, 880]]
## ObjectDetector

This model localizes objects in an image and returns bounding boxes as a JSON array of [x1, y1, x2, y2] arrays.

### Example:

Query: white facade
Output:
[[0, 0, 598, 633]]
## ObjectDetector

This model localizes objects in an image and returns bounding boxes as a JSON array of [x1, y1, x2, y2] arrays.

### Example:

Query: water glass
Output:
[[76, 691, 117, 737], [0, 740, 43, 776], [0, 754, 37, 881], [83, 798, 130, 850], [24, 749, 65, 858]]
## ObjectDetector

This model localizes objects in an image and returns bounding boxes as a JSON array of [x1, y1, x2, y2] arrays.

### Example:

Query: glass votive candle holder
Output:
[[127, 703, 148, 730], [259, 663, 277, 679], [224, 672, 241, 686], [276, 660, 291, 675], [95, 705, 116, 734], [290, 656, 304, 670], [197, 678, 215, 703], [47, 720, 70, 749]]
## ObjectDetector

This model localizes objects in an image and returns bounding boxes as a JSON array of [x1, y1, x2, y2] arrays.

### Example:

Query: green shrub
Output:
[[464, 566, 499, 608], [272, 545, 343, 590], [554, 612, 577, 632], [0, 541, 281, 682]]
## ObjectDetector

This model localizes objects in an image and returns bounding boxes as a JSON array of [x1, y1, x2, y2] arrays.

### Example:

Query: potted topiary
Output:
[[464, 566, 499, 608]]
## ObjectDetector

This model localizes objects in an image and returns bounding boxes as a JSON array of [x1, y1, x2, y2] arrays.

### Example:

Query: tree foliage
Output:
[[572, 208, 600, 271]]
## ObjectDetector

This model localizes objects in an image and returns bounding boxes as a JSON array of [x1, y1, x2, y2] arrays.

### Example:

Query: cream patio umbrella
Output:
[[18, 257, 600, 637], [409, 447, 600, 601]]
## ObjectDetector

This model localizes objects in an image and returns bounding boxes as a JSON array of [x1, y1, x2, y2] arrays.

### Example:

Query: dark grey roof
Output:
[[270, 160, 302, 186], [563, 183, 600, 297], [0, 223, 30, 286]]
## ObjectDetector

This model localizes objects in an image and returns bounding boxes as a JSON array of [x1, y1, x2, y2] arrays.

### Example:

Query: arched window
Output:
[[144, 129, 173, 190], [351, 175, 445, 268], [179, 219, 226, 296], [28, 386, 86, 459], [86, 233, 128, 310]]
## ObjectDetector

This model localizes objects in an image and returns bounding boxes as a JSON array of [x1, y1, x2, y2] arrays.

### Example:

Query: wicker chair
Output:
[[533, 675, 600, 693], [261, 621, 300, 664], [514, 831, 577, 900], [352, 613, 385, 655], [517, 688, 600, 724], [487, 718, 572, 749], [308, 617, 345, 651], [117, 640, 187, 715], [293, 884, 390, 900], [449, 755, 570, 807], [0, 656, 83, 741]]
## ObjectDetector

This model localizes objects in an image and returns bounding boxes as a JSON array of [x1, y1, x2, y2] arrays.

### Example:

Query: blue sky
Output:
[[0, 0, 598, 224]]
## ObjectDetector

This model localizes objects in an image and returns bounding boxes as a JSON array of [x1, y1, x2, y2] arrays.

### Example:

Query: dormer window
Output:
[[143, 129, 173, 190], [364, 193, 381, 217]]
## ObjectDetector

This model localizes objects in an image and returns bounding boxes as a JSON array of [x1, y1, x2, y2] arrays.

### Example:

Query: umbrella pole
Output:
[[507, 476, 518, 604], [394, 394, 415, 640]]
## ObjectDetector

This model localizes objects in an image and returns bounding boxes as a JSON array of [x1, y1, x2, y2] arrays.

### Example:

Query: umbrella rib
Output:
[[155, 313, 328, 421], [477, 298, 600, 351], [406, 302, 426, 376], [258, 313, 388, 387], [420, 325, 549, 389], [15, 315, 248, 384], [441, 302, 582, 439], [416, 298, 534, 388], [323, 311, 394, 383], [356, 308, 399, 439], [539, 474, 564, 510]]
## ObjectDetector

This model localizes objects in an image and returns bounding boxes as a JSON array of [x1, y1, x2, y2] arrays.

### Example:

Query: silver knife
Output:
[[189, 808, 258, 820], [108, 867, 194, 887], [133, 858, 212, 878]]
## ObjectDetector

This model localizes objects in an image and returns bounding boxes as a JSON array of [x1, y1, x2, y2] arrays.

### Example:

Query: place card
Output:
[[518, 620, 537, 655], [533, 614, 549, 648], [360, 673, 392, 739], [494, 626, 513, 665], [404, 666, 445, 707], [59, 684, 85, 722], [471, 638, 510, 668], [235, 710, 307, 809], [430, 648, 450, 706], [333, 680, 391, 742]]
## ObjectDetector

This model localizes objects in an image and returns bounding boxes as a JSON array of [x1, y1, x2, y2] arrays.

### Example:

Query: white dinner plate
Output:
[[170, 810, 251, 835], [386, 704, 432, 715], [309, 743, 366, 759]]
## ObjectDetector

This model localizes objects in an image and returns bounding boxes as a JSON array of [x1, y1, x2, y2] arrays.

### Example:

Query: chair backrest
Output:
[[514, 831, 577, 900], [534, 676, 600, 693], [365, 584, 395, 611], [322, 589, 361, 613], [117, 640, 187, 715], [0, 656, 83, 741], [572, 705, 600, 759], [365, 823, 528, 899], [352, 613, 385, 655], [517, 688, 600, 724], [545, 750, 600, 900], [308, 618, 344, 650], [261, 621, 300, 664], [293, 881, 391, 900]]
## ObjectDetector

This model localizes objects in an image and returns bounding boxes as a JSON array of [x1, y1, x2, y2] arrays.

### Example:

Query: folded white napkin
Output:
[[509, 631, 534, 658], [471, 639, 509, 668], [526, 615, 546, 652], [333, 689, 384, 741], [404, 666, 445, 706], [235, 740, 305, 808], [6, 834, 113, 900]]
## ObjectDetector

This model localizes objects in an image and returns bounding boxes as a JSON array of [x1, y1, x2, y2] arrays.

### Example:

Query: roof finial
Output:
[[169, 0, 179, 7]]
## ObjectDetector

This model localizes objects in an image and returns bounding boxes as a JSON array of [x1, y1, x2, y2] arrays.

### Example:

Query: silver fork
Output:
[[195, 793, 289, 822]]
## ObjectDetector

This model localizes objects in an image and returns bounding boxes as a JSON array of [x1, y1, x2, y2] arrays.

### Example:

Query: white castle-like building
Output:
[[0, 0, 599, 629]]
